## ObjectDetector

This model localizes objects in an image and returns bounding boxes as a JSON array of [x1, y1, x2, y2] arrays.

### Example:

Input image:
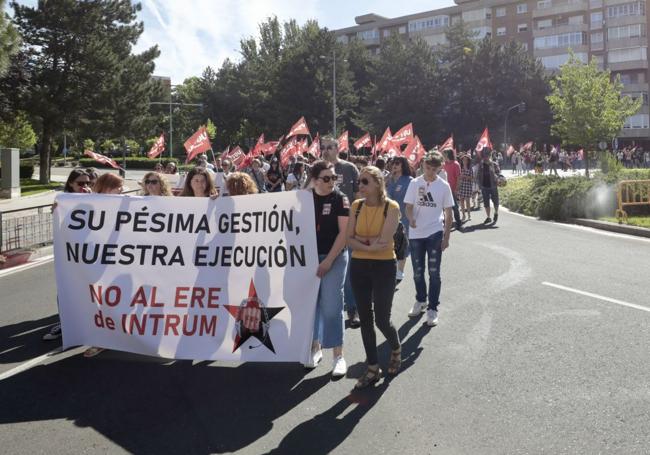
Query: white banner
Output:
[[53, 191, 319, 363]]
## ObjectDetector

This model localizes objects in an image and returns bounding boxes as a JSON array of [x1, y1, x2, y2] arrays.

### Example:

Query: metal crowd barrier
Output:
[[0, 189, 141, 254], [616, 180, 650, 224]]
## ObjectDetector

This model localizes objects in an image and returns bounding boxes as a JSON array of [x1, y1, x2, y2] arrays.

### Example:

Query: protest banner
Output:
[[53, 191, 319, 363]]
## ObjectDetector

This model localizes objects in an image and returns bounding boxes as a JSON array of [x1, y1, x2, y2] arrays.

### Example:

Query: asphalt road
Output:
[[1, 209, 649, 454]]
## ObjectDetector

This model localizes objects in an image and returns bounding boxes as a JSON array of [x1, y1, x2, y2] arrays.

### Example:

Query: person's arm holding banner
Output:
[[317, 213, 348, 278]]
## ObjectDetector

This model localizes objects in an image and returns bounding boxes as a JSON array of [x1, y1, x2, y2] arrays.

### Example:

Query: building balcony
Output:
[[534, 44, 589, 57], [357, 37, 380, 46], [533, 23, 589, 37], [620, 82, 649, 93], [532, 1, 588, 18], [608, 60, 649, 71], [591, 41, 605, 51], [618, 127, 650, 138], [605, 16, 647, 28], [606, 37, 647, 49]]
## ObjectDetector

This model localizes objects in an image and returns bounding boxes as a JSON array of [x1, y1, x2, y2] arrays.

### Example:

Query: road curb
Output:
[[570, 218, 650, 239]]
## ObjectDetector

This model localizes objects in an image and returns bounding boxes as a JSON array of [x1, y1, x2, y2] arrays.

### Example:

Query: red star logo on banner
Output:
[[224, 279, 284, 353]]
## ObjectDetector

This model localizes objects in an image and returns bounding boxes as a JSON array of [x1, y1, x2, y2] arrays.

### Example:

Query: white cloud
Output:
[[135, 0, 319, 83]]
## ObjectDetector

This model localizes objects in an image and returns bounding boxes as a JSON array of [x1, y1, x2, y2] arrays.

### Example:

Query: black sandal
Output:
[[355, 365, 382, 389], [388, 348, 402, 375]]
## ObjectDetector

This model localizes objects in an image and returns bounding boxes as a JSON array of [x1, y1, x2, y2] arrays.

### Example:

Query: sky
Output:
[[7, 0, 456, 83]]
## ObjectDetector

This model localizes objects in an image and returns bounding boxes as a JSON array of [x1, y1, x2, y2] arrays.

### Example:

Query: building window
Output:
[[607, 1, 645, 19], [569, 15, 584, 25], [517, 3, 528, 13], [608, 24, 644, 41], [522, 42, 529, 51], [537, 1, 551, 10], [462, 9, 489, 22], [399, 26, 406, 34], [626, 92, 649, 104], [382, 29, 391, 38], [357, 29, 379, 41], [497, 27, 507, 36], [518, 23, 528, 32], [486, 11, 492, 19], [496, 7, 506, 17], [589, 0, 603, 7], [336, 35, 348, 44], [537, 19, 553, 29], [624, 114, 649, 128], [608, 46, 648, 63], [591, 32, 603, 43], [408, 15, 450, 32], [472, 26, 491, 39], [539, 52, 588, 69], [534, 32, 586, 49], [590, 12, 603, 26]]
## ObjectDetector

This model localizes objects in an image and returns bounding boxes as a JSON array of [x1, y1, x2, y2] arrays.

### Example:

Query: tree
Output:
[[0, 0, 20, 77], [11, 0, 159, 182], [547, 52, 641, 177], [0, 110, 36, 149]]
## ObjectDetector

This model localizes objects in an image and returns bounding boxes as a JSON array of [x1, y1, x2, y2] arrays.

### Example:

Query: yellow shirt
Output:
[[351, 199, 399, 260]]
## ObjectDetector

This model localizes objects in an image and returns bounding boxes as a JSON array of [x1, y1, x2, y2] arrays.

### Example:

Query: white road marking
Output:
[[0, 347, 63, 381], [0, 255, 53, 279], [542, 282, 650, 313]]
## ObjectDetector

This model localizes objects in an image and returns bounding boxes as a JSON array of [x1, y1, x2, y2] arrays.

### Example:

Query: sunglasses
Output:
[[74, 180, 91, 187], [358, 177, 370, 186], [318, 174, 338, 183], [144, 179, 160, 185]]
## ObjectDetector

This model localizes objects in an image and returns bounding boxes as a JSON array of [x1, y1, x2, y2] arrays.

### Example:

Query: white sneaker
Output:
[[304, 349, 323, 369], [408, 301, 427, 317], [426, 309, 439, 327], [332, 355, 347, 377]]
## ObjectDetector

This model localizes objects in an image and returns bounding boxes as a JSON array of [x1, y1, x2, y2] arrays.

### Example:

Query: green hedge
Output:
[[502, 169, 650, 221], [0, 163, 34, 179]]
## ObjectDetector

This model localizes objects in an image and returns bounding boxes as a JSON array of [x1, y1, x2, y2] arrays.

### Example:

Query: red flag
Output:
[[84, 150, 123, 170], [377, 127, 392, 152], [251, 134, 264, 157], [184, 127, 212, 163], [404, 136, 425, 167], [262, 141, 279, 157], [238, 135, 265, 170], [147, 133, 166, 159], [307, 134, 321, 158], [286, 116, 310, 138], [338, 131, 349, 152], [280, 138, 300, 168], [225, 146, 246, 168], [439, 135, 454, 152], [521, 141, 533, 152], [354, 133, 372, 150], [475, 128, 493, 155], [385, 139, 403, 158], [391, 123, 414, 147], [506, 144, 515, 157]]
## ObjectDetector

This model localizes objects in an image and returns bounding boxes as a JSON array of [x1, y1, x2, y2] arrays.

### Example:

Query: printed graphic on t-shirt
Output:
[[322, 203, 332, 215], [417, 186, 438, 207], [342, 196, 350, 209]]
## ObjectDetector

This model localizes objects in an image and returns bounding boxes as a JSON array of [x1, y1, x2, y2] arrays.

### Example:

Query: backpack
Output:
[[355, 199, 408, 259]]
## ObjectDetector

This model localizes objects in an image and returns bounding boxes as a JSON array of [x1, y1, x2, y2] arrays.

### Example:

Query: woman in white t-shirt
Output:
[[286, 162, 307, 190]]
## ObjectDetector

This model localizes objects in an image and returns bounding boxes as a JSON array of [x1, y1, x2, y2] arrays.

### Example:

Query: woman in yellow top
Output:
[[347, 166, 402, 388]]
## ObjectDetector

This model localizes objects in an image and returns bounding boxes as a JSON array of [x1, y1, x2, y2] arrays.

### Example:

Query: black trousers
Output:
[[350, 258, 400, 365]]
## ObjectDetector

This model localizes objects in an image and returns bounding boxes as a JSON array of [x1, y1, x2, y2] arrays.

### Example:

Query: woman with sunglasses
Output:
[[265, 159, 284, 192], [43, 169, 94, 341], [305, 160, 349, 377], [347, 166, 402, 388], [141, 172, 172, 196]]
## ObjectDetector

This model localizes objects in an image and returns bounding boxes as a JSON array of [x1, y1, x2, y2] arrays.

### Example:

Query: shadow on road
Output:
[[0, 315, 60, 364], [0, 355, 330, 454]]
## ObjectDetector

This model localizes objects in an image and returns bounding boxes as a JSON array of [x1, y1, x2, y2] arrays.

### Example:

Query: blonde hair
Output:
[[141, 171, 172, 196], [360, 165, 387, 204], [226, 172, 259, 196]]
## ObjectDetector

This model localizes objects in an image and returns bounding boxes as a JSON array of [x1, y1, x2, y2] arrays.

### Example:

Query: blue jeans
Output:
[[313, 252, 347, 348], [343, 248, 357, 314], [409, 231, 443, 311]]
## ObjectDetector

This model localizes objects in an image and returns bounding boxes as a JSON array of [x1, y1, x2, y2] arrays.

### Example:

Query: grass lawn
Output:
[[600, 216, 650, 229], [20, 178, 62, 196]]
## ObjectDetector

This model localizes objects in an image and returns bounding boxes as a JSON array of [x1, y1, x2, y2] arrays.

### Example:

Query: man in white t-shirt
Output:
[[404, 150, 454, 327]]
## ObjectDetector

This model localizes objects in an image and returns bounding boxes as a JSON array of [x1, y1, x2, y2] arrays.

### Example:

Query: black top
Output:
[[313, 189, 350, 255]]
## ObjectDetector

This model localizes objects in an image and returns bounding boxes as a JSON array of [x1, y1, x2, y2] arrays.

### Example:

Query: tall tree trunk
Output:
[[39, 128, 52, 184]]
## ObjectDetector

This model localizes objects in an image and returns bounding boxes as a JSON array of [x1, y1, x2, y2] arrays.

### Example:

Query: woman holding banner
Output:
[[347, 166, 402, 388], [306, 160, 349, 378]]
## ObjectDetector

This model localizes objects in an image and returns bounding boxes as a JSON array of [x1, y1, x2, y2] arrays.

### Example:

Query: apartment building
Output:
[[333, 0, 650, 145]]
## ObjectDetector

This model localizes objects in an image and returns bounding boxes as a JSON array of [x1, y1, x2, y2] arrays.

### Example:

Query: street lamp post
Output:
[[504, 102, 526, 147], [150, 95, 202, 158], [320, 50, 345, 137]]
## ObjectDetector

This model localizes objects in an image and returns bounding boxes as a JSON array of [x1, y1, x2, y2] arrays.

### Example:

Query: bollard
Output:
[[0, 148, 21, 199]]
